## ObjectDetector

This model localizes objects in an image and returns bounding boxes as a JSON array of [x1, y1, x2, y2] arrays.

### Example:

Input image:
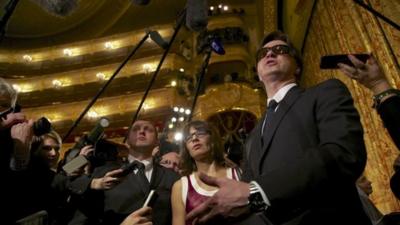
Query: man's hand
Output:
[[91, 169, 124, 190], [1, 112, 26, 130], [338, 54, 390, 94], [159, 152, 180, 172], [120, 207, 152, 225], [11, 119, 34, 153], [186, 173, 250, 224]]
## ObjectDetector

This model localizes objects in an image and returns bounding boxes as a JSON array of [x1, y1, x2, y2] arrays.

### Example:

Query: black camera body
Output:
[[13, 104, 52, 136]]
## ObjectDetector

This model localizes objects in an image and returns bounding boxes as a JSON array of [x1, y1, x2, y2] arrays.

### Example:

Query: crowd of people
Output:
[[1, 30, 399, 225]]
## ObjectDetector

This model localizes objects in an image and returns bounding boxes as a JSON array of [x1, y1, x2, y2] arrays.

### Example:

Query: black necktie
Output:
[[262, 100, 278, 135], [133, 161, 150, 190]]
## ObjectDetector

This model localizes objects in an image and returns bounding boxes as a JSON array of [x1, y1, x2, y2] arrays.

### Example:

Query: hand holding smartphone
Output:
[[320, 54, 370, 69]]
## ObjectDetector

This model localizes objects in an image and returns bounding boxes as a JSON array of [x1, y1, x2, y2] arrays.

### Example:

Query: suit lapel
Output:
[[149, 164, 164, 190], [248, 122, 263, 175], [258, 86, 303, 172]]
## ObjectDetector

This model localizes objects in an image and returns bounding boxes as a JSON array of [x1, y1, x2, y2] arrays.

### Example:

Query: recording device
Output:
[[13, 104, 52, 136], [320, 54, 370, 69], [197, 35, 226, 55], [116, 161, 138, 177], [30, 0, 78, 17], [62, 117, 110, 174], [143, 190, 158, 207], [186, 0, 208, 32]]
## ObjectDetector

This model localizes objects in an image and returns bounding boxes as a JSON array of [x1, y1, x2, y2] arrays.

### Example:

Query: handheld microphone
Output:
[[198, 35, 226, 55], [131, 0, 151, 5], [30, 0, 78, 17], [149, 30, 168, 49], [186, 0, 208, 32], [210, 38, 225, 55]]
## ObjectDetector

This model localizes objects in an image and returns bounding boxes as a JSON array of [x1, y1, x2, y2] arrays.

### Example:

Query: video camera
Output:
[[0, 104, 52, 136], [62, 117, 111, 174]]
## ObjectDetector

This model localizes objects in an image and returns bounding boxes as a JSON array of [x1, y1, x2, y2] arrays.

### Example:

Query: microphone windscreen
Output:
[[131, 0, 151, 5], [30, 0, 78, 17], [186, 0, 208, 32], [149, 31, 168, 49]]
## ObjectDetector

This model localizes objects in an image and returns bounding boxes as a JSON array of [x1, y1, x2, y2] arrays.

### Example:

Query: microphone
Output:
[[30, 0, 78, 17], [210, 37, 225, 55], [186, 0, 208, 32], [149, 30, 168, 49], [197, 35, 225, 55], [131, 0, 151, 5]]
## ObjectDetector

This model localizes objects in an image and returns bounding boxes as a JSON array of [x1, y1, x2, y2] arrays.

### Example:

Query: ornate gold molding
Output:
[[192, 83, 266, 120]]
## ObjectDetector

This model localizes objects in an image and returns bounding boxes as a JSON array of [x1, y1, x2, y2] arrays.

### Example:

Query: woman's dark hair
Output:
[[257, 30, 303, 82], [180, 120, 225, 176]]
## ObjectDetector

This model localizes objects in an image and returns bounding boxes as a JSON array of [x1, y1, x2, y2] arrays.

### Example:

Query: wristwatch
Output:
[[248, 181, 268, 213], [372, 89, 400, 109]]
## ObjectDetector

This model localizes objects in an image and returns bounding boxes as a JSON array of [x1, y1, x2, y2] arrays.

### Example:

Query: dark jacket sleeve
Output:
[[377, 95, 400, 150]]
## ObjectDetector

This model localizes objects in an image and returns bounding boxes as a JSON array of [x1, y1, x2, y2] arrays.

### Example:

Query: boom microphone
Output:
[[186, 0, 208, 32], [30, 0, 78, 17], [149, 30, 168, 49], [131, 0, 151, 5]]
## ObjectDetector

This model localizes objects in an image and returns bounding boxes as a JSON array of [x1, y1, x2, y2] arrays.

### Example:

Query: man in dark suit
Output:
[[70, 120, 180, 225], [187, 31, 371, 225]]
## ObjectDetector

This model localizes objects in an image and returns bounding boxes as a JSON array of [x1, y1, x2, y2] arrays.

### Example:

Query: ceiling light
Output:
[[22, 54, 32, 62], [142, 64, 153, 74], [185, 109, 191, 115], [104, 42, 114, 49], [96, 72, 106, 80], [179, 68, 185, 72], [63, 48, 73, 56], [52, 79, 62, 88], [171, 80, 177, 87], [174, 132, 183, 141], [218, 4, 223, 8], [173, 107, 179, 112], [168, 123, 174, 129], [223, 5, 229, 11], [209, 6, 214, 11], [88, 111, 98, 118], [171, 117, 177, 122], [179, 116, 184, 122], [179, 107, 185, 113]]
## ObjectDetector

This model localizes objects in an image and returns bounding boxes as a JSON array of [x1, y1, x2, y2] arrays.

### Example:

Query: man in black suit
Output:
[[71, 120, 180, 225], [187, 31, 370, 225]]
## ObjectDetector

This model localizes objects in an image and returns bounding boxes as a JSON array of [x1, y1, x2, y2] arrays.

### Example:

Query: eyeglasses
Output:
[[184, 130, 209, 143], [256, 44, 291, 62], [0, 107, 14, 119]]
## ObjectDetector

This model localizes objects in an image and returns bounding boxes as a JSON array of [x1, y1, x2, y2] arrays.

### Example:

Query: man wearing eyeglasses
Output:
[[187, 31, 370, 225], [0, 78, 34, 172]]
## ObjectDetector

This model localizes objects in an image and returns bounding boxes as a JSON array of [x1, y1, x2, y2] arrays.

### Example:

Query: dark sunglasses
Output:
[[256, 44, 291, 62]]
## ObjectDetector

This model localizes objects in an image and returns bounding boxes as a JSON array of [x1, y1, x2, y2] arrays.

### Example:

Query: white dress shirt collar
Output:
[[267, 83, 297, 105]]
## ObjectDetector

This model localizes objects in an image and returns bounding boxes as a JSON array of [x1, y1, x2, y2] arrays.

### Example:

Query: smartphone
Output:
[[143, 190, 158, 207], [320, 54, 370, 69]]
